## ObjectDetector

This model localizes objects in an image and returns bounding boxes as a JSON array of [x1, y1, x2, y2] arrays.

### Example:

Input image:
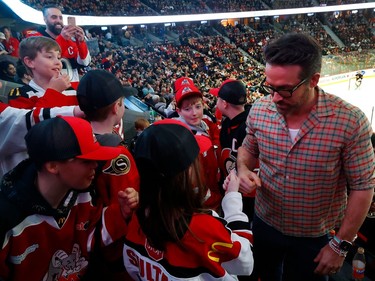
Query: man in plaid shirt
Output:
[[237, 33, 375, 281]]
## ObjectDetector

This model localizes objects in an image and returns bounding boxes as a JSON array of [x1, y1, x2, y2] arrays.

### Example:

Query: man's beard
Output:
[[47, 22, 62, 36]]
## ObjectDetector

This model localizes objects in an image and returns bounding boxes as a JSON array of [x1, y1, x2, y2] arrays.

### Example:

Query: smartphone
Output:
[[67, 16, 76, 26]]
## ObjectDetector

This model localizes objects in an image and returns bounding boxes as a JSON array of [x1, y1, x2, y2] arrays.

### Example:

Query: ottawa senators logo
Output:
[[145, 239, 163, 261], [220, 148, 236, 176], [102, 154, 131, 176]]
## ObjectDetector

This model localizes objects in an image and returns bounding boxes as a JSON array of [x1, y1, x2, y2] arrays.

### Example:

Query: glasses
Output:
[[260, 77, 308, 98]]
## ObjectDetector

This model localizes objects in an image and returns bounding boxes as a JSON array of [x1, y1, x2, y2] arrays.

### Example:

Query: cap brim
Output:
[[176, 91, 202, 107], [123, 86, 138, 98], [194, 135, 212, 153], [209, 88, 219, 97], [76, 146, 121, 161]]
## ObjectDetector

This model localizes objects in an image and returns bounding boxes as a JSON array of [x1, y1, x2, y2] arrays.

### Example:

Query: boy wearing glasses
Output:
[[237, 33, 374, 280]]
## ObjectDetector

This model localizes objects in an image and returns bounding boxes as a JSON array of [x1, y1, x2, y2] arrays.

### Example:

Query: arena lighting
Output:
[[122, 26, 128, 30], [2, 0, 375, 26], [351, 10, 358, 14], [101, 27, 108, 31]]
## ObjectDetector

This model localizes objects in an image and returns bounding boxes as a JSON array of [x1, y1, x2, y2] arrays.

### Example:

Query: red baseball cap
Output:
[[25, 116, 121, 163], [174, 77, 195, 92], [209, 88, 219, 97], [175, 85, 203, 108]]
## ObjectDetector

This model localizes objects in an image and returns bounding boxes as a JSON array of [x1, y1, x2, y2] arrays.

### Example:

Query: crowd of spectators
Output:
[[321, 50, 375, 76], [22, 0, 158, 16], [73, 14, 372, 122], [205, 0, 265, 13], [2, 2, 375, 120], [328, 10, 375, 52], [276, 14, 341, 54], [141, 0, 208, 15], [263, 0, 314, 9], [225, 24, 277, 64], [319, 0, 366, 6], [21, 0, 373, 15]]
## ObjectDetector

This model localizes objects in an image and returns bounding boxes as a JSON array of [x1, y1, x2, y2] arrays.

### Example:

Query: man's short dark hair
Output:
[[263, 32, 322, 80], [42, 4, 62, 17]]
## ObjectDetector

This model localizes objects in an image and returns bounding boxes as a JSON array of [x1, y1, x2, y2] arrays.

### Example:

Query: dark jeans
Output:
[[252, 215, 329, 281]]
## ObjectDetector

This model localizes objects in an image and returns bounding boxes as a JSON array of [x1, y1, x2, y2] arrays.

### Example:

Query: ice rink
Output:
[[319, 76, 375, 131]]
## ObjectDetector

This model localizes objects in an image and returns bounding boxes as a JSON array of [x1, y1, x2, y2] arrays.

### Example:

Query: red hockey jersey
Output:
[[174, 117, 222, 211], [0, 103, 76, 178], [123, 192, 254, 280], [8, 81, 78, 109], [0, 160, 128, 281], [95, 134, 140, 206]]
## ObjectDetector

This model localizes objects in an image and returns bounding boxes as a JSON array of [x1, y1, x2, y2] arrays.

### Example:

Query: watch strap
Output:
[[332, 235, 352, 251]]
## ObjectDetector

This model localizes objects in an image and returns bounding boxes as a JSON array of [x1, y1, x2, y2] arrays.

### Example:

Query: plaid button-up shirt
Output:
[[242, 88, 375, 237]]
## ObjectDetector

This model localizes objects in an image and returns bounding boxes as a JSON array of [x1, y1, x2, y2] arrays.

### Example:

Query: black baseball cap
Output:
[[218, 79, 247, 105], [25, 116, 121, 164], [134, 119, 200, 177], [77, 70, 135, 112]]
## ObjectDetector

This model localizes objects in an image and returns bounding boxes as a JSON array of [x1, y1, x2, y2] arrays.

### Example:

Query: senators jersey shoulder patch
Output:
[[102, 154, 131, 176]]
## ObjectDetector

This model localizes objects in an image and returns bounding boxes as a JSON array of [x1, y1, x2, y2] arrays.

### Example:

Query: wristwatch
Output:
[[338, 240, 352, 251], [333, 236, 353, 251]]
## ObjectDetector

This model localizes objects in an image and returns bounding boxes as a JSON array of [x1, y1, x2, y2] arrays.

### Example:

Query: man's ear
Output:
[[310, 73, 321, 88]]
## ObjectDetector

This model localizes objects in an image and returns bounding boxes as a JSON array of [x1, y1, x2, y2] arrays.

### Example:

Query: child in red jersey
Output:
[[0, 78, 84, 178], [8, 36, 76, 109], [0, 116, 138, 281], [124, 119, 254, 280], [76, 70, 140, 281], [25, 4, 91, 90], [174, 80, 222, 211]]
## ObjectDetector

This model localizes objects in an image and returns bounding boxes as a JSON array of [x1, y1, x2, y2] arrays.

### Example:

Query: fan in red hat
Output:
[[175, 84, 202, 108], [173, 82, 222, 211]]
